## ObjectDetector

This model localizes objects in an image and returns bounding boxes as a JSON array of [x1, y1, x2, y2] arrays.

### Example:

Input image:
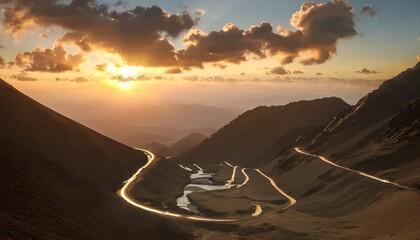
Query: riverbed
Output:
[[176, 165, 236, 213]]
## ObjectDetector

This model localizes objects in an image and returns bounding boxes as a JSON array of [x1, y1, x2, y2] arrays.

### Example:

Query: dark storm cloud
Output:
[[11, 72, 38, 81], [355, 68, 379, 74], [177, 0, 357, 68], [270, 66, 290, 75], [2, 0, 356, 69], [361, 5, 378, 19], [2, 0, 198, 67], [14, 45, 84, 72]]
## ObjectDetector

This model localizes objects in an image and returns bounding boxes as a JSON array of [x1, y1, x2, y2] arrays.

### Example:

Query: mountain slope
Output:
[[0, 80, 146, 190], [143, 132, 207, 157], [176, 97, 350, 167], [307, 63, 420, 187], [168, 132, 207, 156], [122, 132, 175, 148], [0, 79, 191, 240]]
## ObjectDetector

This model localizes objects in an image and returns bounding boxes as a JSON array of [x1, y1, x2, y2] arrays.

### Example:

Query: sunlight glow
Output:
[[117, 81, 135, 90], [106, 64, 143, 80]]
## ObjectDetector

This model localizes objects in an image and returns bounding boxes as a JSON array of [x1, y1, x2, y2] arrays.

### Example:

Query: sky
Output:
[[0, 0, 419, 129]]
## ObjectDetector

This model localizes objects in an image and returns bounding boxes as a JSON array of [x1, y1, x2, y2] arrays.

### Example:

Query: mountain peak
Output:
[[176, 97, 349, 166]]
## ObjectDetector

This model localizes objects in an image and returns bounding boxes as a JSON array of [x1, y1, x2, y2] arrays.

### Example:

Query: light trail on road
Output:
[[178, 164, 192, 172], [255, 169, 297, 210], [193, 164, 204, 173], [237, 168, 249, 188], [224, 161, 238, 187], [251, 202, 262, 217], [294, 147, 418, 192], [119, 149, 238, 222]]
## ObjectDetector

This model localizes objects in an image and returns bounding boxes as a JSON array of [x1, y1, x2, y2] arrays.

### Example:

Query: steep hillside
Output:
[[177, 97, 350, 167], [0, 79, 191, 239], [307, 63, 420, 187], [169, 132, 207, 156], [122, 132, 175, 148], [143, 142, 173, 156], [143, 132, 207, 157]]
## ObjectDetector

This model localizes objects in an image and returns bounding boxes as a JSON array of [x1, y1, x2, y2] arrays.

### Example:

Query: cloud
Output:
[[201, 76, 237, 82], [270, 76, 292, 83], [240, 72, 245, 76], [39, 33, 47, 39], [0, 55, 5, 68], [95, 63, 107, 71], [71, 76, 90, 83], [56, 76, 91, 83], [213, 63, 227, 69], [355, 68, 379, 74], [1, 0, 357, 69], [2, 0, 198, 67], [165, 67, 182, 74], [11, 72, 38, 81], [270, 66, 290, 75], [417, 55, 420, 61], [329, 77, 384, 87], [293, 70, 304, 74], [183, 75, 199, 81], [361, 5, 378, 19], [14, 45, 84, 72], [177, 0, 357, 68], [316, 72, 322, 75], [114, 0, 128, 7]]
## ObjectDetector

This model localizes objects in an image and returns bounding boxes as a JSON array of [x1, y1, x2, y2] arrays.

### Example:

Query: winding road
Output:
[[119, 149, 238, 222], [255, 169, 297, 209], [224, 161, 238, 188], [294, 147, 417, 192], [237, 168, 249, 188], [120, 149, 297, 221]]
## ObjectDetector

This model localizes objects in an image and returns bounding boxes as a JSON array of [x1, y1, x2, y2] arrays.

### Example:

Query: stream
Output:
[[176, 165, 236, 213]]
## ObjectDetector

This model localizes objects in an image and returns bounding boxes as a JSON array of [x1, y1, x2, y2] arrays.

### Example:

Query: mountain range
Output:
[[1, 63, 419, 239]]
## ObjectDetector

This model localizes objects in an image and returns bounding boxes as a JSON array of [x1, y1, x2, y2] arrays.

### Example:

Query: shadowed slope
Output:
[[177, 97, 350, 167], [0, 79, 192, 240]]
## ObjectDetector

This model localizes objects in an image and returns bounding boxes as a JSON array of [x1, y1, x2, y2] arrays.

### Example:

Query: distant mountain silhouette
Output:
[[144, 132, 207, 157], [168, 132, 207, 156], [177, 97, 350, 166], [143, 142, 173, 156], [0, 79, 191, 239], [122, 132, 175, 148]]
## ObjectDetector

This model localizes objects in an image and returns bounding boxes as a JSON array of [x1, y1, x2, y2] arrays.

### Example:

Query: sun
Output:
[[105, 64, 143, 90], [117, 81, 134, 90], [106, 64, 143, 79]]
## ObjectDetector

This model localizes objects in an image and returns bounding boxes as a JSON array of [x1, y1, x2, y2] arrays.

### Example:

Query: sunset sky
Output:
[[0, 0, 419, 121]]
